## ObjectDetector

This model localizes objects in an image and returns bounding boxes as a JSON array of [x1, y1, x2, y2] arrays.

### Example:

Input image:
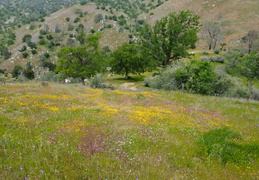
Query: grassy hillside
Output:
[[0, 82, 258, 179]]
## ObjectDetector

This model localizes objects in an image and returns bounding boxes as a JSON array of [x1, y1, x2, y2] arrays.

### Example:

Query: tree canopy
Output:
[[110, 43, 150, 79], [56, 34, 102, 85], [238, 52, 259, 99], [138, 10, 200, 67]]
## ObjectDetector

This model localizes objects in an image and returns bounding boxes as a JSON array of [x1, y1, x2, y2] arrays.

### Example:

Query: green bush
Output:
[[0, 73, 15, 83], [22, 52, 29, 58], [80, 1, 87, 5], [209, 55, 225, 63], [88, 74, 113, 89], [74, 17, 80, 23], [145, 61, 247, 97], [12, 65, 23, 78], [200, 56, 210, 62], [40, 72, 59, 81], [214, 48, 221, 54], [19, 45, 27, 52], [31, 50, 37, 55], [38, 39, 46, 45]]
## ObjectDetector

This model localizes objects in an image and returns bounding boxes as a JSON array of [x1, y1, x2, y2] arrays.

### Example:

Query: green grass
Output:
[[0, 82, 258, 179]]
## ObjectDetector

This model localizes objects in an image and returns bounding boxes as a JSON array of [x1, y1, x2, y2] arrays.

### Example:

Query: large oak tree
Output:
[[110, 43, 151, 79], [138, 10, 200, 67], [56, 34, 103, 85]]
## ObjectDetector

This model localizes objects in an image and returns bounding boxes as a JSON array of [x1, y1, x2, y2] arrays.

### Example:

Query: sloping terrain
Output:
[[0, 82, 258, 179]]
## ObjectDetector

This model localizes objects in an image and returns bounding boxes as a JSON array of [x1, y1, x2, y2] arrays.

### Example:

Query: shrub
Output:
[[80, 1, 87, 5], [40, 29, 47, 35], [252, 89, 259, 101], [74, 17, 80, 23], [38, 39, 46, 45], [213, 66, 236, 96], [23, 69, 34, 79], [31, 50, 37, 55], [88, 74, 113, 89], [65, 17, 70, 22], [214, 48, 221, 54], [12, 65, 23, 78], [44, 53, 50, 58], [22, 34, 32, 43], [200, 56, 210, 62], [42, 61, 56, 71], [209, 55, 225, 63], [19, 45, 27, 52], [202, 51, 209, 55], [28, 42, 37, 49], [146, 61, 237, 96], [0, 73, 15, 83], [41, 72, 59, 81], [94, 14, 103, 23], [144, 62, 183, 90], [22, 52, 29, 58], [67, 24, 74, 31]]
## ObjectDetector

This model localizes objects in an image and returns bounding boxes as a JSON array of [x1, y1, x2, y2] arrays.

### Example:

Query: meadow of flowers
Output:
[[0, 82, 258, 179]]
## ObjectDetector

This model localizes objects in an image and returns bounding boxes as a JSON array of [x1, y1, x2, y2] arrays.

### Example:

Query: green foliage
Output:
[[7, 39, 14, 46], [145, 61, 244, 96], [56, 34, 103, 85], [209, 55, 225, 63], [224, 50, 244, 74], [177, 61, 217, 94], [213, 66, 247, 97], [80, 1, 87, 5], [23, 62, 35, 80], [27, 42, 37, 49], [94, 13, 103, 23], [199, 127, 259, 165], [239, 52, 259, 99], [31, 49, 37, 55], [44, 53, 50, 58], [42, 61, 57, 71], [0, 73, 15, 83], [88, 73, 112, 89], [202, 51, 209, 55], [0, 46, 11, 60], [214, 48, 221, 54], [38, 39, 46, 45], [19, 45, 27, 52], [65, 17, 70, 22], [40, 29, 47, 35], [138, 10, 200, 67], [110, 43, 152, 79], [74, 17, 80, 23], [74, 8, 83, 15], [12, 65, 23, 78], [22, 34, 32, 43], [67, 23, 74, 31], [22, 52, 29, 58]]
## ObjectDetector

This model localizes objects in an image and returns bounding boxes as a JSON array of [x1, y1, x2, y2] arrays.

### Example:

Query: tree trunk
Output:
[[248, 79, 253, 100], [209, 43, 212, 50], [81, 77, 85, 85], [248, 43, 252, 54], [125, 72, 129, 79]]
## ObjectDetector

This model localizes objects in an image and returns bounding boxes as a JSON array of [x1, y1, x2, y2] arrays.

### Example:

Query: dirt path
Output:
[[120, 82, 137, 91]]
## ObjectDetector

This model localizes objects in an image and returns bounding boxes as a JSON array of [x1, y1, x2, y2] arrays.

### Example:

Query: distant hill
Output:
[[0, 0, 259, 74]]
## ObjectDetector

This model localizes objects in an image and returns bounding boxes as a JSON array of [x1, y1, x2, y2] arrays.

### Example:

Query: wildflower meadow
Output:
[[0, 82, 258, 179]]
